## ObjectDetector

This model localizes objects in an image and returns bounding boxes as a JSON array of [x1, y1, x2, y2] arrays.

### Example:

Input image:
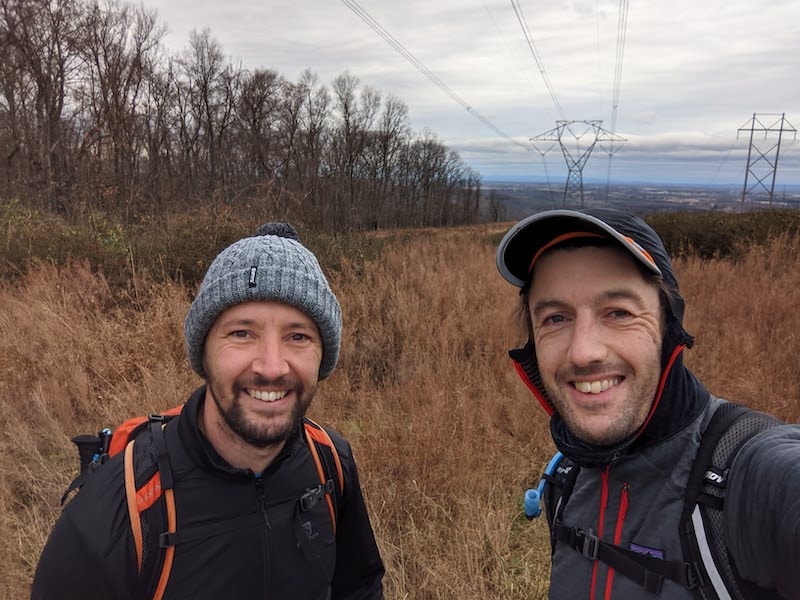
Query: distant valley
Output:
[[483, 181, 800, 220]]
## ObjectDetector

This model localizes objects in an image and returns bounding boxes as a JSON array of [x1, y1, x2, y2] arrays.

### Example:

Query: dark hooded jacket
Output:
[[32, 386, 385, 600], [508, 209, 800, 599]]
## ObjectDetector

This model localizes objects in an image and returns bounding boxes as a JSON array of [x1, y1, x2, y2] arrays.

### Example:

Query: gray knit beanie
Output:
[[184, 222, 342, 380]]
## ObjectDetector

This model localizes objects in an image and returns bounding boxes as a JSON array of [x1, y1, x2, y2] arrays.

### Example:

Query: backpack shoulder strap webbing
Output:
[[544, 456, 578, 526], [302, 418, 344, 533], [123, 415, 178, 600], [680, 401, 784, 600], [543, 455, 579, 553]]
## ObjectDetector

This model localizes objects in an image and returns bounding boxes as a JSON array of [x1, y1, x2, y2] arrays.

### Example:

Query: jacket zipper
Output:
[[590, 467, 610, 600], [255, 477, 272, 591], [603, 482, 630, 600]]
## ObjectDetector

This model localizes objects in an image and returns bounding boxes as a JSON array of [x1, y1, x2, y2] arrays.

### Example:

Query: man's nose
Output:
[[251, 340, 291, 378], [567, 315, 608, 366]]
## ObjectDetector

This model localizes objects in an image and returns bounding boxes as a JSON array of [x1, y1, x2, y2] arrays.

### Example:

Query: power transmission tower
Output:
[[531, 120, 626, 207], [737, 113, 796, 204]]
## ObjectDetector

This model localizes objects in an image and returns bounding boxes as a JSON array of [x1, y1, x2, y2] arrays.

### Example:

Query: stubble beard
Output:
[[545, 362, 658, 447], [207, 375, 315, 449]]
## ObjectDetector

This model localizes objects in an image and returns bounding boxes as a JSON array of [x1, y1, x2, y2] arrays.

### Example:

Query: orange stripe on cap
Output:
[[622, 235, 658, 269], [528, 231, 605, 273]]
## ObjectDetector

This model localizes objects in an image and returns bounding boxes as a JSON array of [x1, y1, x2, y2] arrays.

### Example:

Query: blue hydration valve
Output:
[[523, 452, 564, 519]]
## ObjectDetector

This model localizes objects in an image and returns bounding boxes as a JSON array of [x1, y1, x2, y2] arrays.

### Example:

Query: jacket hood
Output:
[[499, 208, 710, 467]]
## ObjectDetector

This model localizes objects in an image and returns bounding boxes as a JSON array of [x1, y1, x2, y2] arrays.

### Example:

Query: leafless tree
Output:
[[78, 0, 164, 218], [178, 28, 239, 197], [1, 0, 82, 210], [236, 68, 283, 183]]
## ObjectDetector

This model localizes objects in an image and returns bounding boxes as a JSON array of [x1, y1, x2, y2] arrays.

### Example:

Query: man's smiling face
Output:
[[528, 244, 664, 446]]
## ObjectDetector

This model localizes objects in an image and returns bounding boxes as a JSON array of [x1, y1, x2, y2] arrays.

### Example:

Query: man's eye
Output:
[[608, 309, 633, 319], [542, 314, 566, 326], [290, 333, 310, 342], [230, 330, 249, 338]]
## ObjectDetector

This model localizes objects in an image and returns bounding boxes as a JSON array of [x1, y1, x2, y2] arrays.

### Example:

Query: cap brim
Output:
[[496, 209, 662, 287]]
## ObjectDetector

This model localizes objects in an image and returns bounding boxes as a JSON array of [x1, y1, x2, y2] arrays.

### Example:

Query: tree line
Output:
[[0, 0, 483, 229]]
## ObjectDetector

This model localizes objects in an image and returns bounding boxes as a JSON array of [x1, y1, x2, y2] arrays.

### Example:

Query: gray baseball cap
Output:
[[496, 208, 662, 287]]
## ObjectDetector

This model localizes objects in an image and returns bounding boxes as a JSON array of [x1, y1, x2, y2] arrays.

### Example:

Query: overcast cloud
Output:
[[140, 0, 800, 186]]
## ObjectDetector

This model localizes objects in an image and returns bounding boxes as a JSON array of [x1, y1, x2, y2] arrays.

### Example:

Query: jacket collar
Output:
[[511, 340, 710, 468]]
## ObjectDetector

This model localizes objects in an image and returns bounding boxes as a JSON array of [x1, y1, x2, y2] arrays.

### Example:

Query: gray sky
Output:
[[141, 0, 800, 187]]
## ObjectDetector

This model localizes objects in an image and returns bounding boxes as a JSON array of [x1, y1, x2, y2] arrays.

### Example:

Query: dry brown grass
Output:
[[1, 227, 798, 599], [676, 233, 800, 422]]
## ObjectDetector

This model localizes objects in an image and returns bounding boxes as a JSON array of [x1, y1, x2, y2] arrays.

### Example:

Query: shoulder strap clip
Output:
[[580, 529, 600, 560], [300, 479, 335, 513]]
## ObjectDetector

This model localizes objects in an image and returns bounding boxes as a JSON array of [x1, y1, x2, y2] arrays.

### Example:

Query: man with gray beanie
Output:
[[32, 223, 385, 599]]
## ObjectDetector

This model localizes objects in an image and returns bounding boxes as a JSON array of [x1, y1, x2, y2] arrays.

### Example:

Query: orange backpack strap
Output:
[[302, 419, 344, 533], [122, 414, 179, 600]]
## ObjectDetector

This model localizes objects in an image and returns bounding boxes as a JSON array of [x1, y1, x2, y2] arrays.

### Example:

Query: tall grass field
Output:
[[1, 216, 799, 599]]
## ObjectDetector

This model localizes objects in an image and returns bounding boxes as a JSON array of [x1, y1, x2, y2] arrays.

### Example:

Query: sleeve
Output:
[[31, 459, 138, 600], [724, 424, 800, 597], [330, 438, 385, 600]]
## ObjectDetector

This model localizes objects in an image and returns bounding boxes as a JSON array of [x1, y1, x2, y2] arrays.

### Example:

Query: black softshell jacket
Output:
[[509, 208, 800, 599], [32, 386, 385, 599]]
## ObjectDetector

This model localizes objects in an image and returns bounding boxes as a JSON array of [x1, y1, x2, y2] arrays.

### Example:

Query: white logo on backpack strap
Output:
[[704, 468, 726, 485]]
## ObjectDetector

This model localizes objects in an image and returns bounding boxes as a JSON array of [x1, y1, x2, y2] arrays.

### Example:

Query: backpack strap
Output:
[[123, 414, 178, 600], [680, 401, 783, 600], [543, 455, 580, 553], [551, 521, 701, 594], [302, 418, 344, 533]]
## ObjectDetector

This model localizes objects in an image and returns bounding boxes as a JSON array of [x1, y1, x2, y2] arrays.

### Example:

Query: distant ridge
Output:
[[483, 181, 800, 219]]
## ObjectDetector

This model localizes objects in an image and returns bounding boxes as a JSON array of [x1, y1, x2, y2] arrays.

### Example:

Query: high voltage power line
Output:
[[340, 0, 531, 151], [342, 0, 635, 196], [605, 0, 631, 197], [610, 0, 630, 133], [509, 0, 565, 119]]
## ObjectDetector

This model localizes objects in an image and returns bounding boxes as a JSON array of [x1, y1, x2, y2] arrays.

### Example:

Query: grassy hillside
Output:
[[1, 212, 798, 598]]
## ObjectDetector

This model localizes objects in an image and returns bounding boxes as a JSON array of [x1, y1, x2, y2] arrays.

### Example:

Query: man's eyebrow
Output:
[[599, 288, 649, 307], [286, 321, 318, 331], [216, 317, 256, 328], [531, 298, 569, 317]]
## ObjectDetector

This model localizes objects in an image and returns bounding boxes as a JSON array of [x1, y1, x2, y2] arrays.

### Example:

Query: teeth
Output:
[[248, 389, 288, 402], [574, 378, 621, 394]]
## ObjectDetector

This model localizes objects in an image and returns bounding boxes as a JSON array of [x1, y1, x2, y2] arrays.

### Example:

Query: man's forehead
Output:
[[529, 243, 657, 293]]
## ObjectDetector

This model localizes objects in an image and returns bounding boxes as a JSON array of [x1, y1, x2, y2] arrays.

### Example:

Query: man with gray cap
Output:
[[496, 208, 800, 599], [33, 223, 385, 599]]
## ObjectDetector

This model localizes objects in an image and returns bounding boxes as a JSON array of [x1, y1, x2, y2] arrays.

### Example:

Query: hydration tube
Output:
[[523, 451, 564, 519]]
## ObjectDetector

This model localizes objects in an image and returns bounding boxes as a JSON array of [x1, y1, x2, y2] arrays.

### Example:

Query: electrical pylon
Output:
[[737, 113, 796, 204], [531, 120, 626, 207]]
